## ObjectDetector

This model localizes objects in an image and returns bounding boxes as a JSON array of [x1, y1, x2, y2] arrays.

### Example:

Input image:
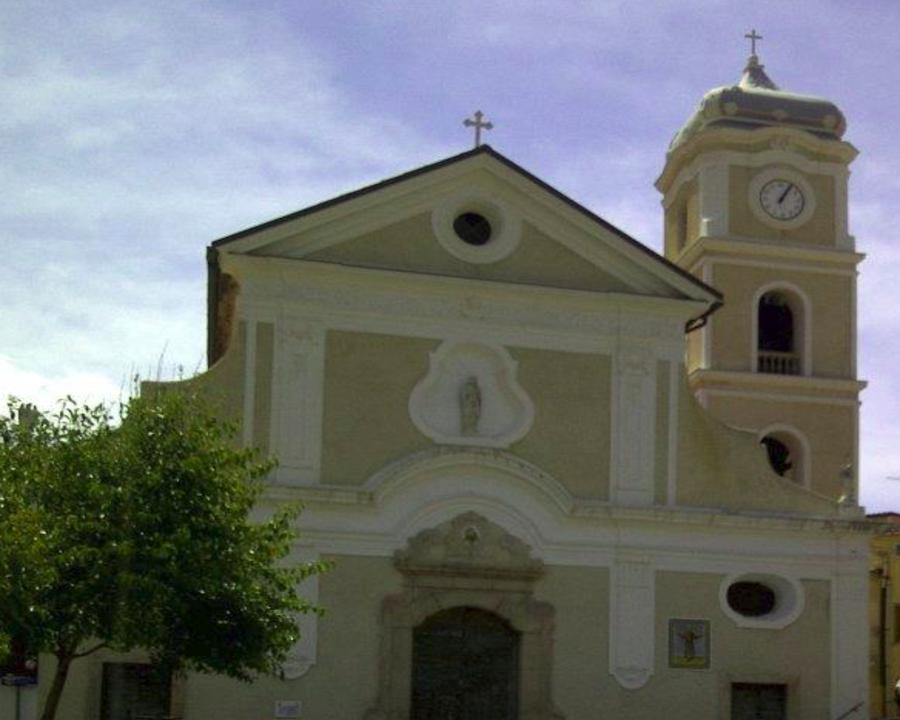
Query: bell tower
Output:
[[656, 42, 865, 502]]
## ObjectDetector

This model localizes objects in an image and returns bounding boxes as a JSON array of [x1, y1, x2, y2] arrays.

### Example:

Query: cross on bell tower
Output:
[[745, 29, 763, 57]]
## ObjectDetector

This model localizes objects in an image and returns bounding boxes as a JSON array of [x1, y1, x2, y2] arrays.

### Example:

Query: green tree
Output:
[[0, 393, 326, 720]]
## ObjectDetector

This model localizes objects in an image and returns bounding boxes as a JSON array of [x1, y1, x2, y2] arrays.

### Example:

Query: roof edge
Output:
[[211, 144, 721, 302]]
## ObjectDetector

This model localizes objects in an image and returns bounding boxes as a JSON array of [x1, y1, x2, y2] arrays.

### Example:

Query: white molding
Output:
[[666, 361, 679, 506], [282, 545, 320, 679], [830, 565, 870, 718], [408, 341, 535, 448], [688, 369, 865, 396], [269, 320, 325, 486], [226, 255, 698, 359], [834, 166, 854, 250], [430, 191, 521, 264], [701, 261, 713, 370], [660, 143, 853, 206], [242, 317, 257, 448], [698, 387, 860, 407], [702, 253, 857, 277], [750, 280, 813, 376], [261, 447, 869, 564], [610, 558, 655, 689], [675, 236, 864, 278], [221, 153, 719, 304], [718, 571, 805, 630], [364, 446, 575, 515], [747, 166, 817, 231], [757, 423, 812, 490], [611, 344, 657, 506], [698, 162, 729, 237]]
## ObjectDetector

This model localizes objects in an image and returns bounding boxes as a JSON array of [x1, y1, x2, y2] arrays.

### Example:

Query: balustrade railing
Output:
[[757, 351, 800, 375]]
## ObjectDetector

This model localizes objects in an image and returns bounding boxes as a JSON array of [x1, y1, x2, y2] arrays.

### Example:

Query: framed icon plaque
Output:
[[668, 619, 710, 669]]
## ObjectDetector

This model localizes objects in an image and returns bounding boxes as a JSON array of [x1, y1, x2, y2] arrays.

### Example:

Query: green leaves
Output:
[[0, 392, 324, 689]]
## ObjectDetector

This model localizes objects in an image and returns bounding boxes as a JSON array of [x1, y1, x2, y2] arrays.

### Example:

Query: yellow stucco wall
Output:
[[34, 559, 834, 720], [704, 393, 853, 501], [509, 348, 611, 500], [320, 330, 614, 498], [708, 263, 853, 377], [676, 379, 838, 514], [141, 319, 246, 426], [652, 572, 831, 720], [306, 213, 634, 293], [729, 166, 835, 247], [320, 331, 438, 485]]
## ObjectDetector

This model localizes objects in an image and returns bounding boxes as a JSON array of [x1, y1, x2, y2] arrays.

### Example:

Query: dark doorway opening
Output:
[[411, 606, 520, 720]]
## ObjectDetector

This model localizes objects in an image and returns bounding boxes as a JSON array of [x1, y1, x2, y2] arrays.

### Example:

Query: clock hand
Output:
[[778, 183, 793, 204]]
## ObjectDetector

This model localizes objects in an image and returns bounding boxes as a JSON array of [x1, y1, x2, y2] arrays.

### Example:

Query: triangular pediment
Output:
[[213, 147, 719, 303]]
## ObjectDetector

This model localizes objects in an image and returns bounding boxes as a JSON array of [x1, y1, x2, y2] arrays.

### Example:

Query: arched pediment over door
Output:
[[364, 512, 565, 720]]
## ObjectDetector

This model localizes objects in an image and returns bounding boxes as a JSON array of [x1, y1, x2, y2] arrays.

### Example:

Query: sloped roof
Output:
[[211, 144, 721, 302]]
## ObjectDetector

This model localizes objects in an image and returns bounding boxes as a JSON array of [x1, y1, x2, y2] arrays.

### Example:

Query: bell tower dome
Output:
[[656, 39, 865, 503]]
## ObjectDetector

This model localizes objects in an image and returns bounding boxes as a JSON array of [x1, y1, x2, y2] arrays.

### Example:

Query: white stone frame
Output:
[[268, 320, 325, 486], [364, 513, 564, 720], [408, 340, 535, 449], [748, 166, 817, 231], [718, 572, 805, 630], [609, 557, 655, 689], [430, 191, 522, 264], [757, 423, 812, 490], [751, 280, 813, 377]]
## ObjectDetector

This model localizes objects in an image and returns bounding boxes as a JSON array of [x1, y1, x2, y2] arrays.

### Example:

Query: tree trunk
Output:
[[39, 653, 73, 720]]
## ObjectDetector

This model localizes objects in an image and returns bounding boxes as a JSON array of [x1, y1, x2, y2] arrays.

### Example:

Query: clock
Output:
[[759, 179, 805, 221]]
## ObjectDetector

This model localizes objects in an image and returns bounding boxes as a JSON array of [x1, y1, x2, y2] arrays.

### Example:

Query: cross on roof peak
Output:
[[463, 110, 493, 148]]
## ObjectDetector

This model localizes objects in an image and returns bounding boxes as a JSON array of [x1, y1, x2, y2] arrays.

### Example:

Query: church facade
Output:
[[44, 51, 871, 720]]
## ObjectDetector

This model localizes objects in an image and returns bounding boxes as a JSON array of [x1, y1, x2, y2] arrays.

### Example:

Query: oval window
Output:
[[453, 212, 492, 246], [726, 581, 776, 617]]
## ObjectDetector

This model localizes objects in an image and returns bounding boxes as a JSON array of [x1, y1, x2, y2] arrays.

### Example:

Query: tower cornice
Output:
[[657, 126, 858, 194]]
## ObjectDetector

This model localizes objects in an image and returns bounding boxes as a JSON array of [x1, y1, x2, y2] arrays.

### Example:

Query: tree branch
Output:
[[71, 641, 108, 659]]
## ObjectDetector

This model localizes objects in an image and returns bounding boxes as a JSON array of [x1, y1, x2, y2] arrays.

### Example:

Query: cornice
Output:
[[657, 126, 858, 193], [674, 235, 864, 272], [689, 369, 867, 396], [223, 253, 703, 347]]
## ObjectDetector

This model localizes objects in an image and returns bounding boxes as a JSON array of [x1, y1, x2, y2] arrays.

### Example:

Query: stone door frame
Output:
[[364, 512, 564, 720]]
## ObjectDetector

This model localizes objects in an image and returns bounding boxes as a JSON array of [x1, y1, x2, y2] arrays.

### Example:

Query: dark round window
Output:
[[453, 212, 492, 246], [727, 581, 777, 617]]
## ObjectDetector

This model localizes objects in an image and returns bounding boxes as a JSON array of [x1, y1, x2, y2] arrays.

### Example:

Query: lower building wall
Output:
[[32, 555, 834, 720]]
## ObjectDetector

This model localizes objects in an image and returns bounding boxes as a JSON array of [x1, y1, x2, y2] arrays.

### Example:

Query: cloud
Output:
[[0, 355, 124, 412]]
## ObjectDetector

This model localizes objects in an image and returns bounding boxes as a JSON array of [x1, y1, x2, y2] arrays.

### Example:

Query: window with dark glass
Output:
[[727, 581, 777, 617], [453, 213, 493, 246]]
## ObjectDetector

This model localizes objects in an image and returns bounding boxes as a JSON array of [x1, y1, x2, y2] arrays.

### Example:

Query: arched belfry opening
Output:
[[759, 427, 808, 486], [411, 607, 520, 720], [756, 290, 804, 375]]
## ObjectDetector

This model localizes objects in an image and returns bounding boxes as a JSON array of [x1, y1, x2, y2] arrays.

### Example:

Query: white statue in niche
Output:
[[459, 376, 482, 436], [408, 341, 535, 448]]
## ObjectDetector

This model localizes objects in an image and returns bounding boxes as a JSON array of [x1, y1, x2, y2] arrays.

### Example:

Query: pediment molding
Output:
[[215, 148, 719, 305], [394, 511, 544, 581]]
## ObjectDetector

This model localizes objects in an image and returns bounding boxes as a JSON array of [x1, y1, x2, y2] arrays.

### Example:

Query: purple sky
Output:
[[3, 1, 899, 510]]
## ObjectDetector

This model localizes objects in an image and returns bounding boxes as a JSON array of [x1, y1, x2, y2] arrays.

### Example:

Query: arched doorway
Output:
[[411, 606, 520, 720]]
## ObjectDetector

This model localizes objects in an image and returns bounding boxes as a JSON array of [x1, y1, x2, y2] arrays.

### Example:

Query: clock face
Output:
[[759, 179, 806, 221]]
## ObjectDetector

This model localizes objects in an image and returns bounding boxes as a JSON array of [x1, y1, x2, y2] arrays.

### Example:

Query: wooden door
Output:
[[411, 606, 520, 720]]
